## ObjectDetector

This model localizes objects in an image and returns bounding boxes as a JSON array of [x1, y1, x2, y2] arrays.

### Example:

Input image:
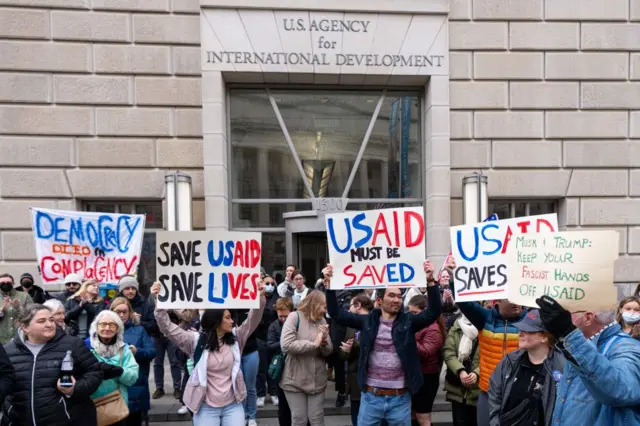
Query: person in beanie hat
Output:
[[57, 273, 82, 302], [487, 309, 565, 426], [117, 275, 156, 337], [16, 272, 50, 304]]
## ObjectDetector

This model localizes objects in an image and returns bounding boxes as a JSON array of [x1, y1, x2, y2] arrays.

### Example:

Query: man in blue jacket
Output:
[[537, 295, 640, 425], [325, 260, 442, 426]]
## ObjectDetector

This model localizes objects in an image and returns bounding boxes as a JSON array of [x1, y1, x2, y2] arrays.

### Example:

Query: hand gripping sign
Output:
[[155, 231, 262, 309], [325, 207, 426, 290], [449, 213, 558, 302]]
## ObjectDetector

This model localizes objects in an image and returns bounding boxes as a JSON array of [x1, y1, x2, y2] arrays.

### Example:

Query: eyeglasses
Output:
[[97, 323, 118, 330], [65, 282, 80, 287]]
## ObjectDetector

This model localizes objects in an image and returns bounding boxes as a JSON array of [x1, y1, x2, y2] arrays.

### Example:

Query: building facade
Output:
[[0, 0, 639, 295]]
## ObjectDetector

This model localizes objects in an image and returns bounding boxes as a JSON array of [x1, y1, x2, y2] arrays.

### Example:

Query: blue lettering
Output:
[[69, 217, 84, 245], [207, 241, 224, 266], [207, 272, 225, 304], [481, 223, 502, 256], [118, 217, 141, 253], [386, 263, 399, 283], [53, 217, 67, 243], [223, 241, 234, 267], [399, 263, 414, 282], [98, 215, 114, 253], [456, 228, 479, 262], [352, 213, 372, 248], [86, 221, 100, 248], [327, 218, 352, 254], [35, 211, 55, 239]]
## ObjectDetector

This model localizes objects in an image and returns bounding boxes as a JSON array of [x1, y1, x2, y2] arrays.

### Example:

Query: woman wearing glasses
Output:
[[85, 310, 140, 426]]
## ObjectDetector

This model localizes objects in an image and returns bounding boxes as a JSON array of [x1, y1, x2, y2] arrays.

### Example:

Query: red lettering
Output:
[[372, 213, 392, 246], [228, 273, 242, 299], [357, 264, 386, 286], [392, 210, 400, 246], [516, 220, 531, 234], [249, 273, 259, 299], [249, 240, 261, 268], [404, 211, 425, 248], [344, 265, 356, 287], [40, 256, 56, 282], [233, 241, 244, 267], [501, 226, 513, 254], [239, 274, 251, 299], [536, 218, 555, 232]]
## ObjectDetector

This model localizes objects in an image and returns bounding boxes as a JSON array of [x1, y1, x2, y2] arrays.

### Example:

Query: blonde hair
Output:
[[69, 278, 103, 302], [297, 290, 326, 322], [110, 297, 137, 324]]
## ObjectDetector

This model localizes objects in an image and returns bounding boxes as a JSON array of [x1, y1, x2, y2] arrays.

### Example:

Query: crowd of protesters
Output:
[[0, 255, 640, 426]]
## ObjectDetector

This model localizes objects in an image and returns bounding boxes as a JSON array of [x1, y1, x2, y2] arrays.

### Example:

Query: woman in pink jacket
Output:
[[407, 294, 446, 426], [150, 282, 266, 426]]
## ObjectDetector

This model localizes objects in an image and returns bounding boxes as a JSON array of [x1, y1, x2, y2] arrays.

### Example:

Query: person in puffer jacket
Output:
[[448, 257, 526, 426], [2, 304, 103, 426]]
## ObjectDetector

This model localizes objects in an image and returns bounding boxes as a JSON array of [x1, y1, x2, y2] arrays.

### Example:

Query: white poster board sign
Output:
[[325, 207, 426, 290], [155, 231, 262, 309], [31, 208, 145, 286], [449, 214, 558, 302], [507, 230, 619, 312]]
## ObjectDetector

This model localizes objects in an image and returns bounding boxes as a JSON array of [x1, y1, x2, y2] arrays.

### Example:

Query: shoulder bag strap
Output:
[[119, 347, 124, 366], [296, 312, 300, 331]]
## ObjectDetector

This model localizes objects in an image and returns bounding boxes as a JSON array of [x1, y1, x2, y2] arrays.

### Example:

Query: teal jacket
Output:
[[84, 340, 139, 405]]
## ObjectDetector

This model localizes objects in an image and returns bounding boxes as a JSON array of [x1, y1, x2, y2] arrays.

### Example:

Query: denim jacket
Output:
[[326, 286, 442, 394], [553, 323, 640, 426]]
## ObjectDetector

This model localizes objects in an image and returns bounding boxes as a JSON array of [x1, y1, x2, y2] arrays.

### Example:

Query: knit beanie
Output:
[[118, 275, 139, 292]]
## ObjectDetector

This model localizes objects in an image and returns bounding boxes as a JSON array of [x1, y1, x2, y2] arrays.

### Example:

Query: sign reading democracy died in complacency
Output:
[[450, 214, 558, 302], [155, 231, 262, 309], [31, 208, 146, 285], [325, 207, 426, 290], [507, 231, 619, 312]]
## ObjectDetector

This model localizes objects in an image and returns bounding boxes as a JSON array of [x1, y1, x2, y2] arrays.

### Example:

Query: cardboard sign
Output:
[[31, 208, 146, 286], [450, 214, 558, 302], [155, 231, 262, 309], [507, 230, 619, 311], [325, 207, 426, 290]]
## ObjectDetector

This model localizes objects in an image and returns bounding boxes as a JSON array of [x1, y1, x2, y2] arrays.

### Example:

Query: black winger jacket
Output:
[[2, 328, 103, 426]]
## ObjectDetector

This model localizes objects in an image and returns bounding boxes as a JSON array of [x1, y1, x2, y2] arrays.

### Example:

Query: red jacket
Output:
[[415, 321, 444, 374]]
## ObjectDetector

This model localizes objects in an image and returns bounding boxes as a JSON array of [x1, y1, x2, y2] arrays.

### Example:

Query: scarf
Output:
[[457, 315, 479, 362], [189, 328, 241, 396], [90, 333, 125, 358]]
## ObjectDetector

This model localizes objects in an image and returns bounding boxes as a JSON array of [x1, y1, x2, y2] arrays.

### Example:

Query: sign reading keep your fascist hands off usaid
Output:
[[201, 9, 447, 75]]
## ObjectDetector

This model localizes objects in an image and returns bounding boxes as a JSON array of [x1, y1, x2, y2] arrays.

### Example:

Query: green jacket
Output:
[[443, 319, 481, 406], [0, 289, 33, 345]]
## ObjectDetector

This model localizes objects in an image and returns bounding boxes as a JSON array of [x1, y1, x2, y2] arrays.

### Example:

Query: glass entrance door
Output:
[[297, 233, 328, 285]]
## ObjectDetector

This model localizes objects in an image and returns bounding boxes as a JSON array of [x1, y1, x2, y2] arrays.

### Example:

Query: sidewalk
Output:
[[147, 362, 454, 424]]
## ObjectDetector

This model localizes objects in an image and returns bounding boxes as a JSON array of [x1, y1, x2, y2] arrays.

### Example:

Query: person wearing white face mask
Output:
[[256, 273, 281, 408], [616, 296, 640, 340]]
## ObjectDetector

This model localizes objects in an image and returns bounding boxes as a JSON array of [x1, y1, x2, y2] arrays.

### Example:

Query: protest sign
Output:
[[155, 231, 262, 309], [507, 230, 619, 311], [31, 208, 146, 285], [450, 214, 558, 302], [325, 207, 426, 290]]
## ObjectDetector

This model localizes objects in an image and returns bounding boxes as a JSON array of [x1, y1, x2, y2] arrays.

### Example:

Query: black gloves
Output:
[[536, 295, 576, 340], [100, 363, 124, 379]]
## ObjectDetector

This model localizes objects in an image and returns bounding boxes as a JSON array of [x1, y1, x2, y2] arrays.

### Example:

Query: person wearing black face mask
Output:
[[16, 272, 50, 304], [0, 273, 33, 345]]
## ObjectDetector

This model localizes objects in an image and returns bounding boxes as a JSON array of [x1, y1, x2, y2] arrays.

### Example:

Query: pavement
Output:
[[148, 361, 454, 425]]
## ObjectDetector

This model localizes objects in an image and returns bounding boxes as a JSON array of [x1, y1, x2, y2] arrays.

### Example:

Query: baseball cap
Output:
[[512, 309, 546, 333], [64, 273, 82, 285]]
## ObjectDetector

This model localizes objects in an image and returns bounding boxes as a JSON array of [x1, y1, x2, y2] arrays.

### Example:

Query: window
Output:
[[85, 202, 162, 296], [488, 201, 556, 219]]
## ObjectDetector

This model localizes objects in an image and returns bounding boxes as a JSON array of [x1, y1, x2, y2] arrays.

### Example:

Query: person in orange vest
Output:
[[446, 258, 526, 426]]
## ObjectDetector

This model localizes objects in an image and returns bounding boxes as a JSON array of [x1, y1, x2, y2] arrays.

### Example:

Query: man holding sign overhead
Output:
[[324, 259, 441, 426]]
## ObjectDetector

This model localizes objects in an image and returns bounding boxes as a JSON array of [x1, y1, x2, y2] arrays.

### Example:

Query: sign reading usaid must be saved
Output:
[[201, 10, 447, 75]]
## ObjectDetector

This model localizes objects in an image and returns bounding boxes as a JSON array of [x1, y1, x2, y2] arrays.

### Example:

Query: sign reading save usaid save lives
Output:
[[155, 231, 262, 309], [450, 214, 558, 302], [31, 208, 145, 286], [325, 207, 426, 290]]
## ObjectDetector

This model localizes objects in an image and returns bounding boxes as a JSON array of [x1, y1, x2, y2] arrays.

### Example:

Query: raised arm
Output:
[[155, 309, 197, 357], [236, 296, 267, 350], [456, 302, 491, 331], [410, 285, 443, 332], [326, 290, 366, 330]]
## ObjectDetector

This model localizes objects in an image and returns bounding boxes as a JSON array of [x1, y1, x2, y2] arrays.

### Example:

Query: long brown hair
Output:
[[407, 295, 446, 340], [616, 296, 640, 339], [297, 290, 326, 322]]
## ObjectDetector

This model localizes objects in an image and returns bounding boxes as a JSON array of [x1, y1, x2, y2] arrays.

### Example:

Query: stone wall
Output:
[[0, 0, 205, 279], [448, 0, 640, 290]]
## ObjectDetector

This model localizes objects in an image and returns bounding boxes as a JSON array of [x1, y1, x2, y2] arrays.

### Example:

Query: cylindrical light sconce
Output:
[[165, 171, 193, 231], [462, 172, 488, 224]]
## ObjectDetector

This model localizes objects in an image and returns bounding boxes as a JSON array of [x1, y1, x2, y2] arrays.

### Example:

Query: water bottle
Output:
[[60, 350, 74, 387]]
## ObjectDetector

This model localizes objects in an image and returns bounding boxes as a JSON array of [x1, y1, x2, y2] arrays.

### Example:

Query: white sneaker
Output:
[[248, 420, 258, 426], [177, 405, 189, 415], [256, 397, 265, 407]]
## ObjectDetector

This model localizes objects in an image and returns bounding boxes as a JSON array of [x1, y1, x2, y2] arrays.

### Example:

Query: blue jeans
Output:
[[241, 350, 259, 420], [193, 402, 244, 426], [357, 391, 411, 426], [152, 335, 183, 390]]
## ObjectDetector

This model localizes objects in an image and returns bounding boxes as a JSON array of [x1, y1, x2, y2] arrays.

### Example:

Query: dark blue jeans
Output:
[[152, 335, 182, 390]]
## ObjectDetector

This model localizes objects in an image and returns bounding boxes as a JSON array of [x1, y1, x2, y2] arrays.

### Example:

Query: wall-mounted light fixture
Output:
[[462, 172, 488, 224], [165, 171, 193, 231]]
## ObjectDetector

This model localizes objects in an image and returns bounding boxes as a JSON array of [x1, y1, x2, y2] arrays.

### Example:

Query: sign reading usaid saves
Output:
[[201, 10, 447, 75], [31, 208, 145, 285], [450, 214, 558, 302], [155, 231, 262, 309], [325, 207, 426, 290]]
